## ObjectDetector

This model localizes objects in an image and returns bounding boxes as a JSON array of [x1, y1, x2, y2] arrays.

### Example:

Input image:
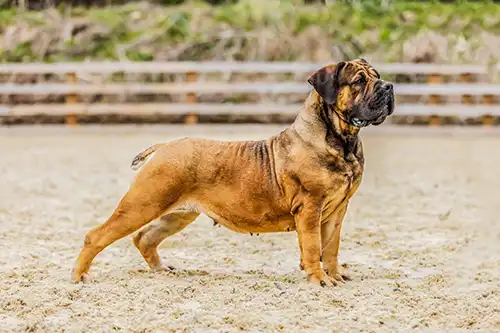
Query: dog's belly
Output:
[[206, 209, 296, 234], [176, 201, 295, 234]]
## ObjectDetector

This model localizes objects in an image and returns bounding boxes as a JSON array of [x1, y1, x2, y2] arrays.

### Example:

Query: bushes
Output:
[[1, 1, 499, 64]]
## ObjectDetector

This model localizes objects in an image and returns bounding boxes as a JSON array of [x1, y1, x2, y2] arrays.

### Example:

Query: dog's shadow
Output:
[[129, 267, 303, 284]]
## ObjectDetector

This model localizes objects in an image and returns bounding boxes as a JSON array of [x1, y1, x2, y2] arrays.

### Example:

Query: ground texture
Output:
[[0, 125, 499, 333]]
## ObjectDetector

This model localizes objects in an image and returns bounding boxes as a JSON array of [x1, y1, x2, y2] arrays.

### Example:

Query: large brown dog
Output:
[[72, 58, 394, 286]]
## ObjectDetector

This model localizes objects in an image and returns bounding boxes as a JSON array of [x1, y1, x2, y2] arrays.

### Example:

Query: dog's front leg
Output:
[[295, 198, 336, 287], [321, 203, 351, 285]]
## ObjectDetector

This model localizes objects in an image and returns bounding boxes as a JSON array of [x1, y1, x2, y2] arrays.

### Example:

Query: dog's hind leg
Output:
[[71, 179, 180, 283], [133, 211, 199, 271]]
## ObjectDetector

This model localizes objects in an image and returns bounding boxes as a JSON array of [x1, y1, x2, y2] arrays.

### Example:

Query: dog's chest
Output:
[[343, 155, 363, 193], [321, 152, 364, 220], [325, 148, 363, 185]]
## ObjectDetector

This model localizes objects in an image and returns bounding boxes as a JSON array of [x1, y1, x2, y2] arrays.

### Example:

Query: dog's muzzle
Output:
[[350, 118, 368, 127], [351, 82, 394, 127]]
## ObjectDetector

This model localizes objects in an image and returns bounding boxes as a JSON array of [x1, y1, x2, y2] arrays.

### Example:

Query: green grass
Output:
[[1, 0, 499, 63]]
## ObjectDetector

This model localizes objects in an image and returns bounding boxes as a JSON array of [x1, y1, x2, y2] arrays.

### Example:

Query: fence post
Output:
[[459, 73, 474, 125], [482, 94, 494, 126], [428, 73, 442, 126], [65, 72, 78, 125], [184, 71, 198, 125], [459, 73, 474, 104]]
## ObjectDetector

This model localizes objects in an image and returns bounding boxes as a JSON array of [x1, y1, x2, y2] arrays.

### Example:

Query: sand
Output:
[[0, 124, 499, 333]]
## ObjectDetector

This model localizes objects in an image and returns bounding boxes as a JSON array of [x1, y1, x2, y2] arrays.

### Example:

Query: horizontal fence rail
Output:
[[0, 83, 499, 96], [0, 61, 499, 125], [0, 61, 489, 75], [2, 103, 500, 117]]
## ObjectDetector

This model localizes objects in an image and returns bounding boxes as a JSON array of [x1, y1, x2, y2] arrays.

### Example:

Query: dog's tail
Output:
[[130, 144, 162, 171]]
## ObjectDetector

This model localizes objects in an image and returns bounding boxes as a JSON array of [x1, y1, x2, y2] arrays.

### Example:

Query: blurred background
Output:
[[0, 0, 499, 125]]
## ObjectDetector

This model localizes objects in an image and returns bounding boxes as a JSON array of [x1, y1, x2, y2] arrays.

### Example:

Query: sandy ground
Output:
[[0, 124, 499, 333]]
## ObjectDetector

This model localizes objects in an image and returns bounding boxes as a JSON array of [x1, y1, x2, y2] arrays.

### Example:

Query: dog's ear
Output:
[[307, 61, 346, 105]]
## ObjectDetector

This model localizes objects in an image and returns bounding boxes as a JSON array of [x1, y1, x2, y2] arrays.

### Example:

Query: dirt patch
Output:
[[0, 125, 499, 332]]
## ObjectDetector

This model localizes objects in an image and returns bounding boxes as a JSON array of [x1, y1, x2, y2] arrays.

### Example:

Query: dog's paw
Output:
[[331, 273, 346, 284], [151, 263, 176, 272], [153, 264, 175, 272], [325, 268, 351, 283], [71, 271, 91, 284], [307, 271, 339, 287]]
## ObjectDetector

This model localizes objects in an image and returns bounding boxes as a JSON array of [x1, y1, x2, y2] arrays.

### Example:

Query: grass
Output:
[[0, 0, 499, 63]]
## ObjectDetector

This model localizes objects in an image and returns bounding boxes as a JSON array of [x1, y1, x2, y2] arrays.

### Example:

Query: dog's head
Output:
[[307, 58, 395, 127]]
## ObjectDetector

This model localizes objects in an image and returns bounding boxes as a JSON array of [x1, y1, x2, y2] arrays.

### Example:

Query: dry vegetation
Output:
[[1, 0, 500, 64]]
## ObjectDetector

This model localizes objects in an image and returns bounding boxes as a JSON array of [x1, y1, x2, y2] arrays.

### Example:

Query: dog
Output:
[[72, 58, 395, 286]]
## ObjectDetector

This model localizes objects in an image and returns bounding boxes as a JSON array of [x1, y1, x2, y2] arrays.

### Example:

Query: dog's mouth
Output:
[[371, 99, 393, 126], [386, 93, 395, 116], [350, 93, 394, 128], [350, 117, 368, 127]]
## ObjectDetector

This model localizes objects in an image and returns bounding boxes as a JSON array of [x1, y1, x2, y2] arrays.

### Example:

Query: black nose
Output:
[[383, 82, 394, 91]]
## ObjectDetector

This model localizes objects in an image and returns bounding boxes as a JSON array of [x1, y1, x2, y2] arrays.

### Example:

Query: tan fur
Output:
[[130, 144, 162, 171], [72, 59, 394, 287]]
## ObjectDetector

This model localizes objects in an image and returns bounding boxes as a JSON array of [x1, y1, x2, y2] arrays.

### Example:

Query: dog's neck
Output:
[[290, 91, 360, 159]]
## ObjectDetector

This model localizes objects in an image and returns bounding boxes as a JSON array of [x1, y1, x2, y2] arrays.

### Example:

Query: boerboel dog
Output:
[[72, 58, 395, 286]]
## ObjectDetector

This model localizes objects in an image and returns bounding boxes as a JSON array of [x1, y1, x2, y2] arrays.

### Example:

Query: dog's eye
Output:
[[352, 77, 365, 85]]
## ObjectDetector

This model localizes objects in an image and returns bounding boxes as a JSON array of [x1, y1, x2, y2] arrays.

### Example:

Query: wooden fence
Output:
[[0, 61, 499, 125]]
